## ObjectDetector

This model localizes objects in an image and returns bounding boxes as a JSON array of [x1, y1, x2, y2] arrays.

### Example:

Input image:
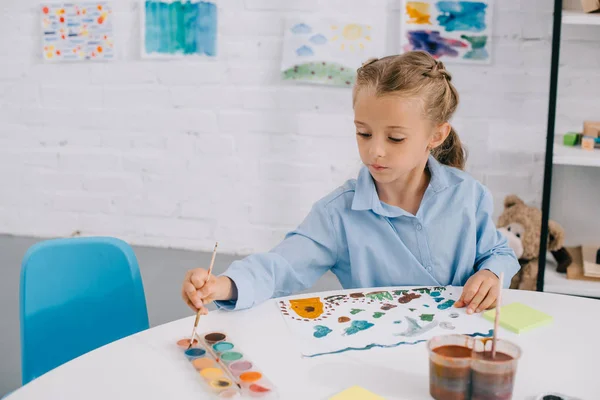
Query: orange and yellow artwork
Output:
[[41, 2, 114, 62], [406, 1, 431, 25], [288, 297, 324, 319]]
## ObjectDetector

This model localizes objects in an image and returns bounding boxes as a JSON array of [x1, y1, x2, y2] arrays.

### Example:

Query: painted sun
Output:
[[330, 23, 371, 51]]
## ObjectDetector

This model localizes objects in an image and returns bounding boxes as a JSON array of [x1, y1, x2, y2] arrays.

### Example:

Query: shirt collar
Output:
[[351, 155, 461, 217]]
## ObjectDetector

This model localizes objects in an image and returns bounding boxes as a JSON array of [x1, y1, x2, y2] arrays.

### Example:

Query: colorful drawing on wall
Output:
[[278, 286, 493, 357], [400, 0, 493, 64], [141, 0, 217, 58], [281, 17, 385, 87], [41, 2, 115, 62]]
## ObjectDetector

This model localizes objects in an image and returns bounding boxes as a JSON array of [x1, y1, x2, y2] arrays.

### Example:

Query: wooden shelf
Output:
[[553, 141, 600, 167], [562, 10, 600, 25], [544, 256, 600, 298]]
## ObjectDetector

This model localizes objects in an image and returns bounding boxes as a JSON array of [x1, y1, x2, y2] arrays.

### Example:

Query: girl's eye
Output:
[[507, 226, 512, 231], [389, 137, 404, 143], [516, 233, 521, 238], [357, 132, 371, 138]]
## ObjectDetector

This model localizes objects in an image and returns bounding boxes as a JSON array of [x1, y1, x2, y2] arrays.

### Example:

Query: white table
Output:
[[7, 288, 600, 400]]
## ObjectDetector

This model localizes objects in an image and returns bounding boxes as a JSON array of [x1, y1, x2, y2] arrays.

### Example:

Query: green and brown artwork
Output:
[[282, 62, 355, 87]]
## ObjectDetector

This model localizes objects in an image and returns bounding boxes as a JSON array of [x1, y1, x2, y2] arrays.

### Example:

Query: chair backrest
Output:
[[20, 237, 149, 385]]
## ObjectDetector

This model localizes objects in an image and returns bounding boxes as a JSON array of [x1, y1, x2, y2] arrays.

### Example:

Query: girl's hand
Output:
[[454, 270, 500, 314], [181, 268, 236, 314]]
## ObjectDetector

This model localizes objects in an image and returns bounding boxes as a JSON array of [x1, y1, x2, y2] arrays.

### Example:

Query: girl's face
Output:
[[353, 87, 449, 185]]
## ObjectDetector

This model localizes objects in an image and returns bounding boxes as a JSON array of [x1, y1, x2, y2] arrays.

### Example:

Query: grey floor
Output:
[[0, 235, 341, 397]]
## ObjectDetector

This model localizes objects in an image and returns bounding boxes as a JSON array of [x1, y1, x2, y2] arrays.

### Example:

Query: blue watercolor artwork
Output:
[[401, 0, 492, 64], [436, 1, 487, 32], [344, 320, 374, 336], [437, 299, 455, 310], [142, 0, 217, 58], [313, 325, 332, 338]]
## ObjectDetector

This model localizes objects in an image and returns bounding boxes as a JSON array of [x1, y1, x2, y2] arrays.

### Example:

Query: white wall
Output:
[[0, 0, 598, 255]]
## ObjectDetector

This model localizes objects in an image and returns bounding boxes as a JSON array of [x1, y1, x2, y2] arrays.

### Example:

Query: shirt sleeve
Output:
[[214, 201, 338, 311], [474, 187, 521, 287]]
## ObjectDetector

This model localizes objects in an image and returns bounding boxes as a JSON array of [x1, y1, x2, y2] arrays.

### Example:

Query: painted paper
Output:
[[278, 286, 493, 357], [41, 2, 115, 62], [281, 17, 385, 87], [400, 1, 493, 64], [141, 0, 217, 58]]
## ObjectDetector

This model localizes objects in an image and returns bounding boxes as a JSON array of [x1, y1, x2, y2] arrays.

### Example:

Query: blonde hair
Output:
[[353, 51, 465, 170]]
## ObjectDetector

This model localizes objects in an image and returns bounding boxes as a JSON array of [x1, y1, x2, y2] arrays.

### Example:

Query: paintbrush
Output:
[[203, 336, 242, 390], [491, 271, 504, 359], [187, 242, 219, 350]]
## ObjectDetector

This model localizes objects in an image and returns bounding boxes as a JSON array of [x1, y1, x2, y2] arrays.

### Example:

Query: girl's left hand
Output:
[[454, 270, 499, 314]]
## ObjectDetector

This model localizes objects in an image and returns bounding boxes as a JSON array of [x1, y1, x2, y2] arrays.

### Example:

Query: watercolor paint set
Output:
[[177, 331, 278, 399]]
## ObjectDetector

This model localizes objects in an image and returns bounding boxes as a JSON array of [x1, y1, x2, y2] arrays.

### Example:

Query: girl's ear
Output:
[[429, 122, 451, 150]]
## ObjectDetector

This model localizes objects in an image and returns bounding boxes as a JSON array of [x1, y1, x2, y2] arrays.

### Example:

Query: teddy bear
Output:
[[497, 195, 572, 290]]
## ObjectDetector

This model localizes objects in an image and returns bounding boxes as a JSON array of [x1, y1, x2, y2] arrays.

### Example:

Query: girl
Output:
[[181, 51, 520, 316]]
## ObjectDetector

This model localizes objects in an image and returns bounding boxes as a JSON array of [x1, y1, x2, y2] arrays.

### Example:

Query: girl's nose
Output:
[[368, 139, 385, 159]]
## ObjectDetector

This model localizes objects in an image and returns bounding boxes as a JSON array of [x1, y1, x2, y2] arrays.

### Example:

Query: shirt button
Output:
[[416, 224, 422, 231]]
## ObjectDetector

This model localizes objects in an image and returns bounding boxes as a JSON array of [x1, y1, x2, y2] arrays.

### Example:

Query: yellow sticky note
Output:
[[329, 386, 385, 400], [483, 302, 553, 334]]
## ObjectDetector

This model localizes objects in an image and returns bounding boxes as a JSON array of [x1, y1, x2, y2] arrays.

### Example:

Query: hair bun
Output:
[[425, 60, 452, 81]]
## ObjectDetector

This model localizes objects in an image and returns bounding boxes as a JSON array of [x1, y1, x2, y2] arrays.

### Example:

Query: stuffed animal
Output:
[[497, 195, 572, 290]]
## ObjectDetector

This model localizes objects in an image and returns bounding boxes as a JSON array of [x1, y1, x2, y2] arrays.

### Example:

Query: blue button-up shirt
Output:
[[217, 155, 520, 311]]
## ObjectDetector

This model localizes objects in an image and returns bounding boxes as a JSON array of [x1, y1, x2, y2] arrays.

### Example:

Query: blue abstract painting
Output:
[[401, 0, 492, 64], [142, 0, 217, 58]]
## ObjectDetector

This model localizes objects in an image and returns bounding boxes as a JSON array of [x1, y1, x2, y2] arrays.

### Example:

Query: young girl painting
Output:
[[181, 51, 520, 317]]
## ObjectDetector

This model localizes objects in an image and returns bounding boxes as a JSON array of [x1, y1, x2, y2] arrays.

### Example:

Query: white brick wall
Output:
[[0, 0, 598, 255]]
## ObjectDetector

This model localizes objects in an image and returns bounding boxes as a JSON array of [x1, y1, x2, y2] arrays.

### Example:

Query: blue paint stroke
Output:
[[291, 23, 312, 34], [405, 30, 467, 58], [436, 1, 487, 32], [430, 291, 441, 297], [309, 34, 327, 45], [313, 325, 332, 338], [295, 45, 314, 56], [144, 0, 217, 56], [344, 320, 374, 336], [394, 320, 403, 324], [396, 316, 438, 337], [434, 297, 444, 303], [424, 304, 430, 308], [303, 330, 495, 358], [438, 299, 455, 310]]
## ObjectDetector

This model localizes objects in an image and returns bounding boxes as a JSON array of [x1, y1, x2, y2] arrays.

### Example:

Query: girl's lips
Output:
[[371, 164, 388, 171]]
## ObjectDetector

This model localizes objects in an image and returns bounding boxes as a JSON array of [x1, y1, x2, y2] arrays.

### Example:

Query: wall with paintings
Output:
[[0, 0, 599, 254]]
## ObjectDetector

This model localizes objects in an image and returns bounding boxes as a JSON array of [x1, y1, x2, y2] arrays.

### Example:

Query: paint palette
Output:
[[177, 332, 278, 399]]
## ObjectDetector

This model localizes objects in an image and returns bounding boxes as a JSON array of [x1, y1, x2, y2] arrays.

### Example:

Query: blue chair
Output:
[[20, 237, 149, 385]]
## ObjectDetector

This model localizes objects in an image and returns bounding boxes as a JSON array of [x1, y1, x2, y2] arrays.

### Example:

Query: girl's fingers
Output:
[[476, 290, 497, 313], [460, 278, 484, 308], [467, 282, 492, 314], [183, 281, 203, 309]]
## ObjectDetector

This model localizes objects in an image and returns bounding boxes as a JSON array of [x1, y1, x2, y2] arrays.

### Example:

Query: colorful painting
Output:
[[41, 2, 115, 62], [281, 17, 385, 87], [141, 0, 217, 58], [400, 1, 493, 64], [278, 286, 493, 357]]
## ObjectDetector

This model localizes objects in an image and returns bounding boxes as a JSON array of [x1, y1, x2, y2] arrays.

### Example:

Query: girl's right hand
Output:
[[181, 268, 236, 314]]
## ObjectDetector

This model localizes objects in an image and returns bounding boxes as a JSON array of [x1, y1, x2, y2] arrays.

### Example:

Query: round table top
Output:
[[8, 288, 600, 400]]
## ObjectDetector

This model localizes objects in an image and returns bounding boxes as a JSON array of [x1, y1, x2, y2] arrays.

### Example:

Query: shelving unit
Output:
[[562, 10, 600, 25], [537, 1, 600, 298], [553, 140, 600, 167], [543, 256, 600, 297]]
